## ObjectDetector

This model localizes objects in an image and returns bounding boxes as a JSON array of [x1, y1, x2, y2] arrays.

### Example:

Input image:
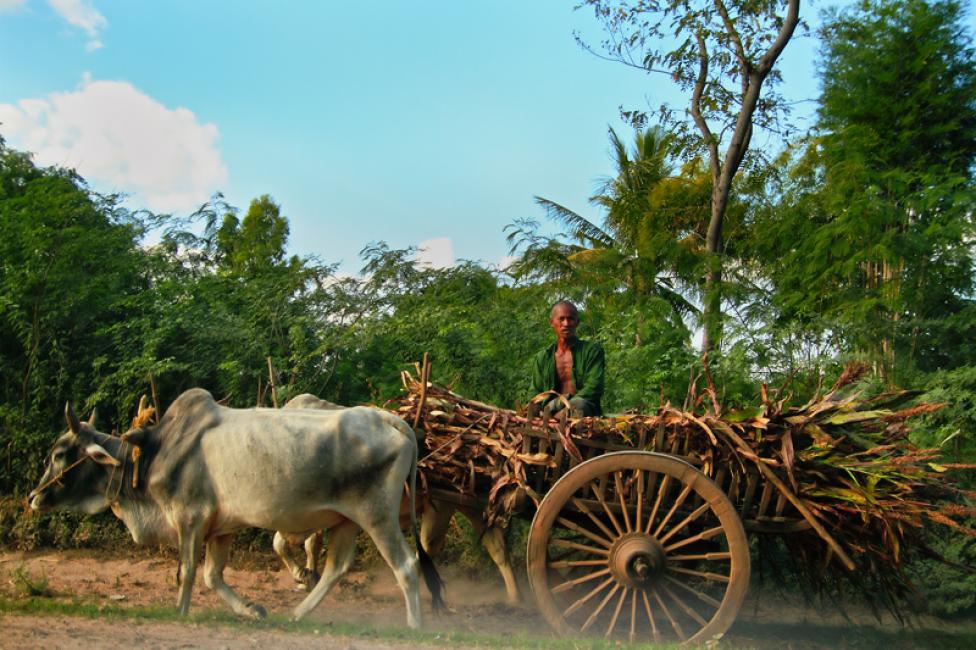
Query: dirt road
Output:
[[1, 549, 972, 649]]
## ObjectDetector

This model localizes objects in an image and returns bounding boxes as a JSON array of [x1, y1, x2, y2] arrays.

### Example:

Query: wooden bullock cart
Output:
[[424, 406, 820, 646], [404, 361, 854, 646]]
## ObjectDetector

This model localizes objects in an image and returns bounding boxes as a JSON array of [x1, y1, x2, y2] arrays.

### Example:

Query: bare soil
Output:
[[1, 549, 972, 649]]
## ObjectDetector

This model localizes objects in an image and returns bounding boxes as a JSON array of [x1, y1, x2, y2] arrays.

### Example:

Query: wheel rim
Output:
[[527, 451, 750, 645]]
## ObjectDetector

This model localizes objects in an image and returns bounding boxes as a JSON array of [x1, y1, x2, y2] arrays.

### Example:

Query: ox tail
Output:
[[409, 441, 445, 613]]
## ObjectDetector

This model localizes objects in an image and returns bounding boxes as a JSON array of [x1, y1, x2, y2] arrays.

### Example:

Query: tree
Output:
[[579, 0, 801, 353], [216, 194, 292, 275], [0, 142, 145, 493], [753, 0, 976, 381], [508, 125, 698, 319]]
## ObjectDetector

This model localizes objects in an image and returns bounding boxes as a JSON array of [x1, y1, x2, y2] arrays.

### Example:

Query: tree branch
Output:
[[691, 32, 720, 183], [758, 0, 802, 76], [714, 0, 750, 92], [722, 0, 801, 187]]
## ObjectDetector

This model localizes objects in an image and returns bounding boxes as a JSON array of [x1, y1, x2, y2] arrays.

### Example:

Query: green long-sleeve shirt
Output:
[[530, 338, 605, 414]]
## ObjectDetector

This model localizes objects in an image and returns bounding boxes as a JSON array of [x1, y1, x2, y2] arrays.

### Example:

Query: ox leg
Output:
[[273, 531, 322, 590], [176, 527, 203, 616], [419, 500, 456, 557], [204, 534, 267, 618], [303, 531, 323, 588], [459, 506, 522, 604], [363, 518, 423, 630], [273, 531, 305, 584], [292, 520, 360, 621]]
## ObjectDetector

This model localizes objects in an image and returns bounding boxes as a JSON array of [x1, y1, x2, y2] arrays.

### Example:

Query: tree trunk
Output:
[[698, 0, 801, 356]]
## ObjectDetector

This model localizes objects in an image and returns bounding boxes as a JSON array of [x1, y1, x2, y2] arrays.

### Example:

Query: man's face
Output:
[[550, 304, 579, 340]]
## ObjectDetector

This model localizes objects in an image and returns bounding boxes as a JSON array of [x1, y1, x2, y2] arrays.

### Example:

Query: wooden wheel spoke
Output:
[[668, 566, 731, 584], [652, 585, 686, 641], [581, 583, 621, 632], [664, 574, 722, 609], [641, 589, 661, 644], [663, 525, 725, 553], [653, 484, 693, 537], [556, 515, 613, 548], [571, 497, 617, 542], [657, 502, 712, 546], [548, 558, 608, 569], [661, 583, 708, 628], [614, 471, 632, 532], [667, 551, 731, 563], [644, 473, 672, 534], [628, 589, 638, 643], [635, 470, 645, 532], [604, 585, 628, 638], [552, 567, 611, 594], [591, 480, 625, 536], [562, 576, 616, 617], [551, 537, 610, 557]]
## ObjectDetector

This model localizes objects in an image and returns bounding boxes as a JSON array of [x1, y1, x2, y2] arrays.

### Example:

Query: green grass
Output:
[[0, 596, 679, 649], [7, 564, 52, 597]]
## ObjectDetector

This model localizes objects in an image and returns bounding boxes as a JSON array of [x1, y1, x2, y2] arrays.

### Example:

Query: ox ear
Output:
[[121, 427, 148, 447], [65, 402, 82, 434], [85, 442, 121, 467], [87, 408, 98, 427]]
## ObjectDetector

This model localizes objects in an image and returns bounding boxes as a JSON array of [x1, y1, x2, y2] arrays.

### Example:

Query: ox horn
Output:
[[87, 407, 98, 427], [130, 394, 156, 430], [65, 402, 82, 434], [121, 427, 148, 447]]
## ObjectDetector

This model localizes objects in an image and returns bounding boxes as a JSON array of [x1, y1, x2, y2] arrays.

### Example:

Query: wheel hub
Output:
[[609, 532, 665, 588]]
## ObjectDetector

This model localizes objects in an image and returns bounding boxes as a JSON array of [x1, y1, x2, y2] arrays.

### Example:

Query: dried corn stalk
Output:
[[394, 364, 976, 603]]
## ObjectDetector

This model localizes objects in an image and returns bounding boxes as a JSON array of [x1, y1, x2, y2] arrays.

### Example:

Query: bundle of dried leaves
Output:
[[394, 363, 976, 605]]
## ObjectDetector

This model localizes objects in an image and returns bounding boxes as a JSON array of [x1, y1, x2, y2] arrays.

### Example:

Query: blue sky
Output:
[[0, 0, 926, 272]]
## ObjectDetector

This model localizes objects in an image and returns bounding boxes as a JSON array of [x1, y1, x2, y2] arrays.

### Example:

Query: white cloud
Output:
[[48, 0, 106, 50], [0, 0, 27, 13], [497, 254, 518, 271], [48, 0, 104, 35], [0, 76, 228, 214], [416, 237, 456, 269]]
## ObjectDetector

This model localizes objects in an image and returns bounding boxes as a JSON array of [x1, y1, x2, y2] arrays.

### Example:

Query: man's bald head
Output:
[[550, 300, 579, 319], [550, 300, 579, 343]]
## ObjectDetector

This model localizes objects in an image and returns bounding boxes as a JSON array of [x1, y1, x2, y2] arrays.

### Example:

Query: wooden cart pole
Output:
[[148, 373, 161, 424], [266, 357, 279, 408], [413, 352, 430, 429]]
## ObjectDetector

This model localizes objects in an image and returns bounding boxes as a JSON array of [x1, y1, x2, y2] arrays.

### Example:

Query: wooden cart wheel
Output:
[[527, 451, 749, 645]]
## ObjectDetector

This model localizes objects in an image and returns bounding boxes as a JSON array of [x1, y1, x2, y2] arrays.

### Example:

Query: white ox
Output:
[[276, 394, 521, 604], [28, 389, 444, 628]]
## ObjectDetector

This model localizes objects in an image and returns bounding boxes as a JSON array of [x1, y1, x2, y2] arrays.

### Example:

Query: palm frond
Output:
[[533, 196, 613, 248], [567, 247, 622, 267]]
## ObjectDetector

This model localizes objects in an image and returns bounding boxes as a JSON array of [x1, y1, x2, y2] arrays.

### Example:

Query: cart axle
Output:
[[610, 533, 665, 588]]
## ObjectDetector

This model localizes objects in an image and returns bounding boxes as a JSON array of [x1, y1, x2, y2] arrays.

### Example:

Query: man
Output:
[[530, 300, 604, 417]]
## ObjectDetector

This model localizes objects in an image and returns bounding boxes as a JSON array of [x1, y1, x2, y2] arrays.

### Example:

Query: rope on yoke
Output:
[[31, 439, 140, 504], [30, 455, 91, 495]]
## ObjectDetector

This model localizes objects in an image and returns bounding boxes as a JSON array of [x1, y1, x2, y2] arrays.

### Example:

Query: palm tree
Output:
[[507, 126, 700, 317]]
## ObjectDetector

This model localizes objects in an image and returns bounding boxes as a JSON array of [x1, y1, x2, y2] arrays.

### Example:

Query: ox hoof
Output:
[[245, 602, 267, 619], [299, 568, 320, 592]]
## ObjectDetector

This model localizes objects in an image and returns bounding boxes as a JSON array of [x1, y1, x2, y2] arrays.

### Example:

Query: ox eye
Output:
[[53, 450, 65, 462]]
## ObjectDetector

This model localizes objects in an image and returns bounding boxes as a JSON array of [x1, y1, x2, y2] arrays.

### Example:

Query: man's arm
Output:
[[573, 342, 605, 403], [530, 350, 548, 398]]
